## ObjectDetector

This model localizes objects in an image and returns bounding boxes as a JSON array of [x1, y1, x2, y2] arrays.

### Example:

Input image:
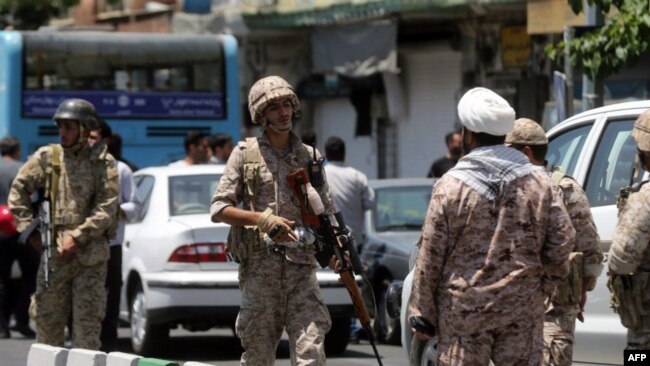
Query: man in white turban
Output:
[[408, 87, 574, 365]]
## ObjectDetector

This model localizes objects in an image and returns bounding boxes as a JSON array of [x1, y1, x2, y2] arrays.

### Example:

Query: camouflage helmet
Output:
[[505, 118, 548, 146], [53, 98, 99, 130], [632, 110, 650, 152], [248, 76, 300, 124]]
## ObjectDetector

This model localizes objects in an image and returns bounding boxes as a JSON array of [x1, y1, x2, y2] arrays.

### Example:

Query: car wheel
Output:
[[130, 282, 169, 356], [410, 336, 438, 366], [374, 278, 401, 344], [325, 315, 351, 355]]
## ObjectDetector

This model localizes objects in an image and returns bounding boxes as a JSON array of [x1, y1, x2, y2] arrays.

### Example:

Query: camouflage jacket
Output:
[[609, 182, 650, 274], [408, 170, 574, 335], [8, 143, 119, 266], [210, 132, 336, 265], [550, 166, 604, 284]]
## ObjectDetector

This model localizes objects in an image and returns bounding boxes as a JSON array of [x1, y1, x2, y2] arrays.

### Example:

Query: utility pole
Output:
[[582, 3, 604, 110], [563, 26, 574, 118]]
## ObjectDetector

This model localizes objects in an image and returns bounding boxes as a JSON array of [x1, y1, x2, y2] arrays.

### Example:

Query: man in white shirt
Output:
[[169, 130, 210, 166], [89, 121, 141, 351], [323, 136, 375, 248]]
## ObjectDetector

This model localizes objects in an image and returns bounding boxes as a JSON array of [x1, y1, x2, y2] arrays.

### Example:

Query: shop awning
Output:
[[242, 0, 524, 28]]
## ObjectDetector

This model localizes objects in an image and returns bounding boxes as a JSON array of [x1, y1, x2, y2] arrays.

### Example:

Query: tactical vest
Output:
[[225, 137, 311, 263], [48, 144, 117, 240], [609, 179, 650, 329]]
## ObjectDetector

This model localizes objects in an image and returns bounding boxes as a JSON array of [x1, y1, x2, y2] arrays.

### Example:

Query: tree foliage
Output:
[[0, 0, 81, 29], [546, 0, 650, 80]]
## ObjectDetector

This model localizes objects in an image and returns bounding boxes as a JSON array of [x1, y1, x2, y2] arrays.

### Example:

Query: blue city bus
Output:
[[0, 31, 240, 168]]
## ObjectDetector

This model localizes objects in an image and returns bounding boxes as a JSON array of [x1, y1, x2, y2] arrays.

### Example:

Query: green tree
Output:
[[546, 0, 650, 80], [0, 0, 81, 29]]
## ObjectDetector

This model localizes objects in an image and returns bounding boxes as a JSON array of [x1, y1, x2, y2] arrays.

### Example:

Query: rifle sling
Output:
[[49, 144, 61, 241]]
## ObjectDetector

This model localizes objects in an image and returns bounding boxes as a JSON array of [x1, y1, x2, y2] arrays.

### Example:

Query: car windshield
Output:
[[373, 185, 432, 232], [169, 174, 221, 216]]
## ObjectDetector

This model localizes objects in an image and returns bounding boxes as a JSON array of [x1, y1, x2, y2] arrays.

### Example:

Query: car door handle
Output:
[[125, 241, 130, 248]]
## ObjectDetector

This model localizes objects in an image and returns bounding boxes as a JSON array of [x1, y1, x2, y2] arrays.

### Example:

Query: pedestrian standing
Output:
[[89, 121, 140, 352], [0, 136, 34, 339], [608, 109, 650, 350], [505, 118, 604, 365], [169, 130, 210, 166], [323, 136, 375, 247], [8, 99, 119, 350], [323, 136, 375, 343], [408, 87, 574, 365], [211, 75, 336, 365], [208, 133, 234, 164], [426, 131, 462, 178]]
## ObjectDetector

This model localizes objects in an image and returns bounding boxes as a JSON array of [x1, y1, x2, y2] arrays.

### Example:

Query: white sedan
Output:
[[119, 164, 355, 356]]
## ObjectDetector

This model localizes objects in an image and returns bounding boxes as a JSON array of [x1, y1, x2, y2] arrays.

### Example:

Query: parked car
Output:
[[390, 100, 650, 365], [119, 164, 356, 356], [360, 178, 434, 344]]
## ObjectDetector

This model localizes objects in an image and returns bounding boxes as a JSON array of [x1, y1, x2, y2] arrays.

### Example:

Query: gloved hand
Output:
[[257, 208, 296, 242]]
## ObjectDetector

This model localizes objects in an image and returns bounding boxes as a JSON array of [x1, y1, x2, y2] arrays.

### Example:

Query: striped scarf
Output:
[[447, 145, 537, 200]]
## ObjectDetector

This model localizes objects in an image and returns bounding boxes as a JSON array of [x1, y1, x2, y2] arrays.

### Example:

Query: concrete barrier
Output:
[[27, 344, 221, 366], [67, 348, 107, 366], [106, 352, 142, 366], [27, 344, 68, 366], [137, 358, 179, 366]]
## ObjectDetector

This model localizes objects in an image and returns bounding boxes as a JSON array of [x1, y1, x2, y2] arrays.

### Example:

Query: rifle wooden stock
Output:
[[339, 269, 370, 325]]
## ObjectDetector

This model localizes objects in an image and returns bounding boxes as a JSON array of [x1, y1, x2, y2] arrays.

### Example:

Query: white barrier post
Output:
[[184, 363, 219, 366], [66, 348, 107, 366], [27, 343, 68, 366], [106, 352, 142, 366]]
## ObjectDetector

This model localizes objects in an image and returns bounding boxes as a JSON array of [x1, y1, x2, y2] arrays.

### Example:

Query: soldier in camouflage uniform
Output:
[[506, 118, 604, 365], [408, 88, 575, 365], [210, 76, 336, 365], [608, 109, 650, 350], [8, 99, 118, 350]]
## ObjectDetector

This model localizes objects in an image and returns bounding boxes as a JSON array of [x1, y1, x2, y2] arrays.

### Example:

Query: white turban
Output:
[[457, 87, 515, 136]]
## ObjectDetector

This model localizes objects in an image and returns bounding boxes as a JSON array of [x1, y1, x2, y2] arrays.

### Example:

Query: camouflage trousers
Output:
[[30, 252, 107, 350], [542, 310, 577, 366], [627, 315, 650, 350], [437, 317, 543, 366], [236, 252, 331, 366]]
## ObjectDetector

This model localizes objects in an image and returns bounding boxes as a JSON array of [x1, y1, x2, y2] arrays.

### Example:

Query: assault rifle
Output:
[[287, 168, 383, 366], [18, 194, 53, 288]]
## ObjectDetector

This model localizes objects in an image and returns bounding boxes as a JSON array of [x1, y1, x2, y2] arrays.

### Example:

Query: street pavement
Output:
[[0, 327, 409, 366]]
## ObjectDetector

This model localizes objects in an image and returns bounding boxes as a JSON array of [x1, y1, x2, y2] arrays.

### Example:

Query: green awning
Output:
[[242, 0, 525, 28]]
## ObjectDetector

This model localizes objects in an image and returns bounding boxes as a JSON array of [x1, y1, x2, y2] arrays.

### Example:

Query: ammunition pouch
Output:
[[226, 225, 265, 263], [552, 252, 584, 306], [608, 272, 650, 329]]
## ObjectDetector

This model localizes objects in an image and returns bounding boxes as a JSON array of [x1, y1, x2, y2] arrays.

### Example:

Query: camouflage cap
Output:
[[505, 118, 548, 146], [632, 109, 650, 152], [248, 76, 300, 124]]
